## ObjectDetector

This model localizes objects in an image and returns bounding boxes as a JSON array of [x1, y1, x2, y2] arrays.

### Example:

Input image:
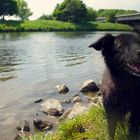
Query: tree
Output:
[[0, 0, 18, 20], [87, 7, 97, 21], [38, 14, 53, 20], [16, 0, 32, 21], [106, 12, 116, 23], [53, 0, 87, 23], [97, 9, 138, 17]]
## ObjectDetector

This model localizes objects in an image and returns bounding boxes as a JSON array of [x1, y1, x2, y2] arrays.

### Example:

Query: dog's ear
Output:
[[89, 34, 114, 51]]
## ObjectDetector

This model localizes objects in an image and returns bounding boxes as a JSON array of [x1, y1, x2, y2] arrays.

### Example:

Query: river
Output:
[[0, 31, 125, 140]]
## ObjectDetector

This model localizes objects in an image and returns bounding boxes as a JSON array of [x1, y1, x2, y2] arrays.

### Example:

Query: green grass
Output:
[[0, 20, 133, 32], [94, 22, 133, 31], [22, 107, 128, 140]]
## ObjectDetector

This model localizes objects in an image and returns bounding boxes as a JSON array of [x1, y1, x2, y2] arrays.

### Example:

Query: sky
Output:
[[25, 0, 140, 19]]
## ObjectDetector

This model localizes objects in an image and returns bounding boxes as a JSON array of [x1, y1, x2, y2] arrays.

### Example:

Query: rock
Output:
[[60, 102, 99, 121], [16, 120, 30, 132], [98, 80, 102, 87], [83, 92, 97, 97], [97, 91, 102, 96], [60, 108, 72, 121], [62, 98, 71, 104], [15, 120, 31, 140], [15, 131, 32, 140], [72, 95, 82, 103], [68, 103, 88, 119], [88, 102, 100, 108], [41, 98, 63, 116], [73, 94, 79, 97], [76, 125, 85, 133], [34, 99, 43, 103], [56, 84, 69, 94], [80, 79, 99, 93], [88, 96, 103, 106], [45, 131, 54, 137], [60, 103, 87, 121], [47, 108, 63, 116], [33, 119, 53, 131]]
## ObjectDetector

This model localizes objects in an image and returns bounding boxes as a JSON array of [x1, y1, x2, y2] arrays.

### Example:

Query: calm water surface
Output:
[[0, 31, 124, 139]]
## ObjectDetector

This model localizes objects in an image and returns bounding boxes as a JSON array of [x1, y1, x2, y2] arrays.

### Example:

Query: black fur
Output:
[[89, 33, 140, 140]]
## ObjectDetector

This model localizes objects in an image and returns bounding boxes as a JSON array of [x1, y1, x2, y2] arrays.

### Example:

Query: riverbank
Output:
[[14, 80, 128, 140], [23, 107, 128, 140], [0, 20, 133, 32], [20, 80, 128, 140]]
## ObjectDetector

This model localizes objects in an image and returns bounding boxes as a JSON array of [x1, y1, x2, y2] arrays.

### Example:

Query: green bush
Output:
[[53, 0, 88, 23], [106, 12, 116, 23]]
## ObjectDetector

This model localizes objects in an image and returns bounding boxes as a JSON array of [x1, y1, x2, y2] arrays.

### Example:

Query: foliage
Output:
[[97, 9, 138, 17], [0, 20, 133, 32], [38, 14, 53, 20], [87, 7, 97, 21], [0, 0, 18, 20], [53, 0, 87, 23], [22, 107, 128, 140], [94, 22, 132, 31], [106, 12, 116, 23], [16, 0, 32, 21]]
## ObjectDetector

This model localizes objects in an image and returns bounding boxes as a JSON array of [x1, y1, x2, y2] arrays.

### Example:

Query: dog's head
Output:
[[89, 33, 140, 77]]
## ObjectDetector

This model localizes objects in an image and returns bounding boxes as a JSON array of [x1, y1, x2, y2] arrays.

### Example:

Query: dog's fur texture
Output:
[[89, 32, 140, 140]]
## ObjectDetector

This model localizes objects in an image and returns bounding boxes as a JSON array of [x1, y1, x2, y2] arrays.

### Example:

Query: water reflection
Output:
[[57, 53, 87, 67], [55, 31, 89, 39], [65, 60, 87, 67], [59, 56, 85, 61], [0, 47, 17, 81], [0, 76, 15, 81], [0, 32, 30, 41], [0, 32, 31, 82], [0, 31, 119, 83]]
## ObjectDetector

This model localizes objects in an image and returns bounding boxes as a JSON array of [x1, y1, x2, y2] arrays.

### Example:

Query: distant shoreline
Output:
[[0, 20, 133, 32]]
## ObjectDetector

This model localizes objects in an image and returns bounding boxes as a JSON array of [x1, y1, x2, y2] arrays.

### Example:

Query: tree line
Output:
[[98, 9, 138, 23], [39, 0, 97, 23], [39, 0, 138, 23], [0, 0, 32, 21], [0, 0, 138, 23]]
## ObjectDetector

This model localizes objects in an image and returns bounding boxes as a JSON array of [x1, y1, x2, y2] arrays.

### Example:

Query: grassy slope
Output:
[[0, 20, 133, 32], [23, 107, 128, 140]]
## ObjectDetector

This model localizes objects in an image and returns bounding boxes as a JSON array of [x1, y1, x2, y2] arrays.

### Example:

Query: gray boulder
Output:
[[60, 108, 72, 121], [33, 119, 53, 131], [56, 84, 69, 94], [88, 96, 103, 106], [72, 95, 82, 103], [34, 99, 43, 103], [41, 98, 63, 116], [15, 131, 32, 140], [62, 98, 71, 104], [80, 79, 99, 93], [15, 120, 31, 140], [68, 103, 88, 119], [16, 120, 30, 132], [60, 102, 100, 121]]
